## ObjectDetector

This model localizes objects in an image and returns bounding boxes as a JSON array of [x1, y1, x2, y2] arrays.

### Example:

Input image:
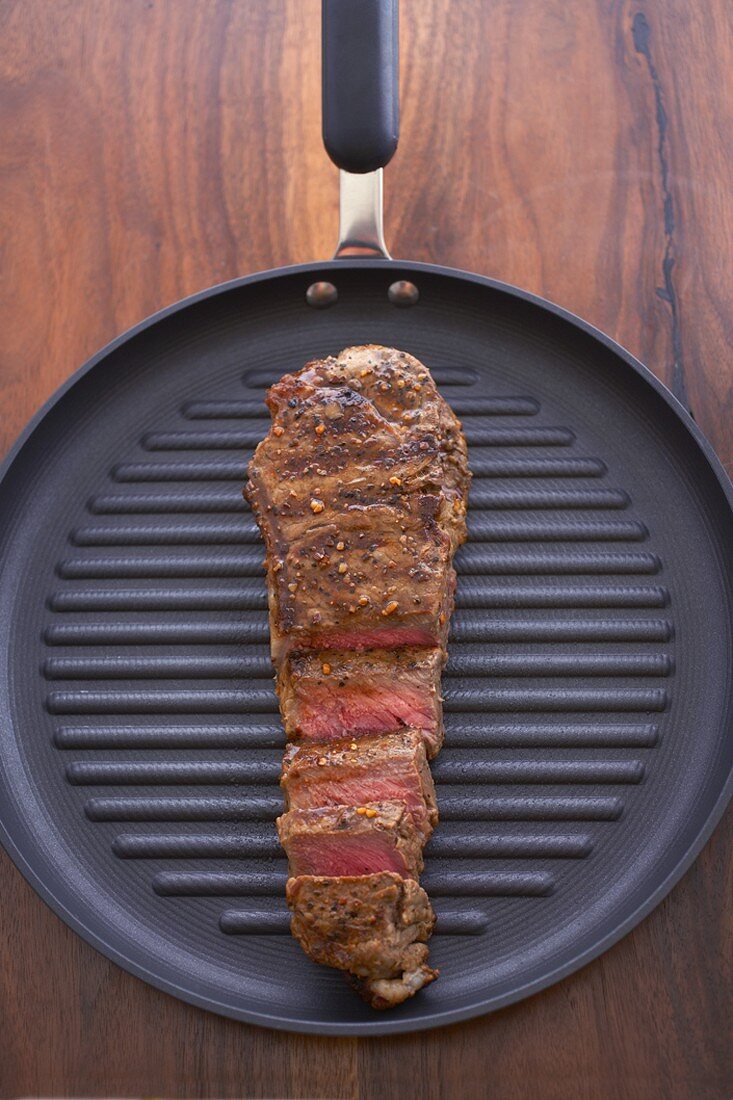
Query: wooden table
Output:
[[1, 2, 731, 1096]]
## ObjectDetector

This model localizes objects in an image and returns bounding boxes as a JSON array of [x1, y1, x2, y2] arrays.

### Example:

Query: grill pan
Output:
[[1, 0, 732, 1036]]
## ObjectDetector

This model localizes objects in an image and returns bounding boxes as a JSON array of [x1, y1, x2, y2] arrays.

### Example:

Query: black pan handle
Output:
[[322, 0, 399, 174]]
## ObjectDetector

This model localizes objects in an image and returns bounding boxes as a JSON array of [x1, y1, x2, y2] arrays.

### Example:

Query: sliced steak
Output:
[[286, 872, 437, 1008], [277, 647, 444, 750], [245, 345, 469, 661], [277, 801, 424, 879], [245, 346, 470, 1009], [282, 729, 439, 836]]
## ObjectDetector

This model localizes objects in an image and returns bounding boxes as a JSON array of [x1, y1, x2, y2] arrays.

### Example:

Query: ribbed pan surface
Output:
[[0, 262, 732, 1035]]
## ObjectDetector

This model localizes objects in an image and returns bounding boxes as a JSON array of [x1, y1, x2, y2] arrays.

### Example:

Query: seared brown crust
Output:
[[277, 801, 425, 879], [277, 647, 444, 750], [286, 872, 437, 1007], [245, 345, 469, 662], [281, 729, 439, 835]]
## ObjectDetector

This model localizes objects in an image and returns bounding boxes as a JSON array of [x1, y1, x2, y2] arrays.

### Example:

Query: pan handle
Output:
[[322, 0, 398, 259], [322, 0, 399, 173]]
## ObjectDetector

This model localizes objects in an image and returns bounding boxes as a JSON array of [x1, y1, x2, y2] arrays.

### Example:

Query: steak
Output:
[[245, 345, 468, 662], [245, 346, 469, 1008], [277, 801, 424, 879], [286, 873, 438, 1009], [277, 647, 444, 753], [281, 729, 438, 838]]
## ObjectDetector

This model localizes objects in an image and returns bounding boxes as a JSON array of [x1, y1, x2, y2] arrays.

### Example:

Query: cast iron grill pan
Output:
[[0, 262, 732, 1034]]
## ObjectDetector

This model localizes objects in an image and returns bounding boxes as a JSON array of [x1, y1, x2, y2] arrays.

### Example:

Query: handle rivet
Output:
[[388, 280, 419, 307], [306, 282, 338, 308]]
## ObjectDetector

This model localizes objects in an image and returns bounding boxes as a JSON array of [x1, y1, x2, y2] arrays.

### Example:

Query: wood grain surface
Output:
[[1, 1, 732, 1097]]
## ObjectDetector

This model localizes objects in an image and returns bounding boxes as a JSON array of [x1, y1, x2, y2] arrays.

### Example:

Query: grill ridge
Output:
[[52, 721, 660, 750], [45, 616, 673, 646], [218, 909, 490, 936], [110, 831, 593, 860], [83, 793, 624, 822], [65, 757, 645, 786], [183, 395, 539, 419], [43, 651, 672, 680], [57, 548, 661, 579], [47, 685, 667, 714], [151, 869, 556, 898], [241, 365, 482, 389], [88, 485, 631, 513], [70, 516, 650, 546], [48, 582, 669, 613], [112, 455, 608, 481], [142, 425, 575, 450]]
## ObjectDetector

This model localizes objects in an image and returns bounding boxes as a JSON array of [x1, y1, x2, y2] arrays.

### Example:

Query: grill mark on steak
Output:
[[246, 346, 469, 1007]]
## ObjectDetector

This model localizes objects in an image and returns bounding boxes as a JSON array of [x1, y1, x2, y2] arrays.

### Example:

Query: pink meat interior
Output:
[[286, 771, 431, 836], [293, 681, 436, 742], [285, 833, 412, 879]]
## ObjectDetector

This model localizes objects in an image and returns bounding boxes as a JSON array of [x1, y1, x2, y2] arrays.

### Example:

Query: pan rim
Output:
[[0, 257, 731, 1036]]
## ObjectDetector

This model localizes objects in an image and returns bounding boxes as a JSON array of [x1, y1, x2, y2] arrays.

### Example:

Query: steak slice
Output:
[[245, 345, 469, 662], [286, 872, 437, 1008], [277, 801, 424, 879], [277, 647, 444, 750], [281, 729, 439, 836], [260, 499, 455, 661]]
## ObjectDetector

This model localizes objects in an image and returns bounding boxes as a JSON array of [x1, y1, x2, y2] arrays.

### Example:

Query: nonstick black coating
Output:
[[0, 259, 732, 1035]]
